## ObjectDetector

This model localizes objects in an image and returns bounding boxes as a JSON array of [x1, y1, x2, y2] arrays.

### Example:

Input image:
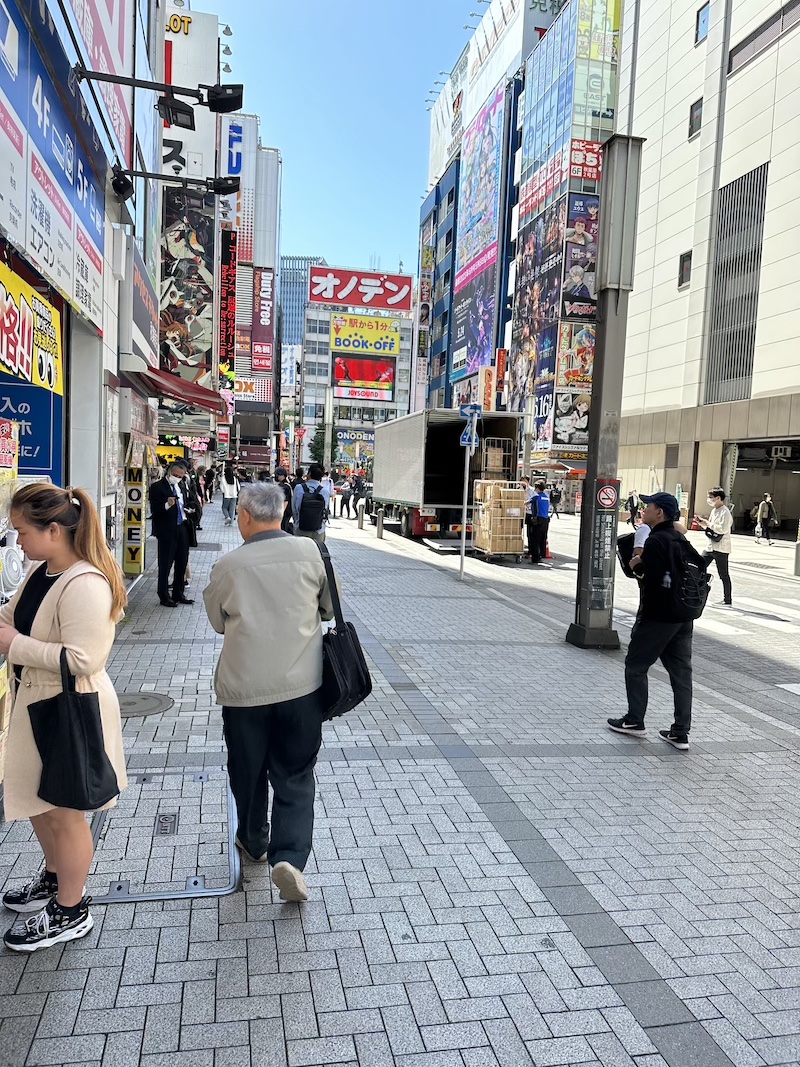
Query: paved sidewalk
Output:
[[0, 501, 798, 1067]]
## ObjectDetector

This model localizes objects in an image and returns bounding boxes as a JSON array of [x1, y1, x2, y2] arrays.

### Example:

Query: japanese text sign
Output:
[[252, 267, 275, 370], [0, 418, 17, 470], [333, 356, 395, 403], [219, 230, 237, 370], [308, 266, 412, 313], [569, 139, 603, 182], [329, 313, 402, 357], [0, 262, 64, 394]]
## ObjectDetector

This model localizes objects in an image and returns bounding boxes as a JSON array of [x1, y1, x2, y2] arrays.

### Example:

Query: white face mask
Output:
[[707, 497, 716, 507], [168, 475, 181, 486]]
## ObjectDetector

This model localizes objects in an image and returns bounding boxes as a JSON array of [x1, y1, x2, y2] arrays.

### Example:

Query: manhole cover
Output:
[[117, 692, 174, 717]]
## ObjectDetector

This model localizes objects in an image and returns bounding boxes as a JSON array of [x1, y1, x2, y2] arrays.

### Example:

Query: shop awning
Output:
[[135, 367, 227, 418]]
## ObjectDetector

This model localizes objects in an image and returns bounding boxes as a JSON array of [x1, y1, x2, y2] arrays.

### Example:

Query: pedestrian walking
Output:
[[529, 481, 551, 564], [549, 485, 562, 518], [203, 482, 335, 901], [625, 490, 641, 527], [697, 487, 733, 605], [203, 464, 216, 502], [150, 462, 193, 607], [220, 462, 240, 526], [755, 493, 777, 545], [275, 467, 294, 533], [290, 467, 305, 490], [608, 492, 709, 751], [0, 484, 128, 951], [293, 463, 331, 543], [340, 477, 353, 518]]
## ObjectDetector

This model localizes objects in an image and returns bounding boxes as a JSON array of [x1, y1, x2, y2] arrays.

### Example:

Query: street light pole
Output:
[[323, 385, 334, 471], [567, 135, 645, 650]]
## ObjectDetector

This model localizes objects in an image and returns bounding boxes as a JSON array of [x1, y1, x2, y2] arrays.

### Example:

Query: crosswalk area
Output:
[[614, 591, 800, 639]]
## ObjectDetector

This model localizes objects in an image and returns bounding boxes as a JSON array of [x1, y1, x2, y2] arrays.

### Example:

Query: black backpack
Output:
[[298, 484, 327, 531], [666, 535, 711, 621]]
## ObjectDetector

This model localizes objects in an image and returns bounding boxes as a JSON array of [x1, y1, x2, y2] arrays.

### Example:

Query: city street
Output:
[[1, 501, 799, 1067]]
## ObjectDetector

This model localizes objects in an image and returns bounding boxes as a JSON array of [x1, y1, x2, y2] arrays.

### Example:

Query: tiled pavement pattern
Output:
[[0, 505, 798, 1066]]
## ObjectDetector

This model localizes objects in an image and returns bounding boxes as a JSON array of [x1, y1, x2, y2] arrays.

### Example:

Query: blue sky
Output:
[[193, 0, 481, 274]]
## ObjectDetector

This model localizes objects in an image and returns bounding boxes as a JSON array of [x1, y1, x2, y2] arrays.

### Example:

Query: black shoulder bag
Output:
[[28, 649, 120, 810], [316, 544, 372, 719]]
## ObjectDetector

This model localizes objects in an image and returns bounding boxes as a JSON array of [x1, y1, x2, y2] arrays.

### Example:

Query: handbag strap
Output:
[[59, 648, 76, 693], [316, 543, 345, 630]]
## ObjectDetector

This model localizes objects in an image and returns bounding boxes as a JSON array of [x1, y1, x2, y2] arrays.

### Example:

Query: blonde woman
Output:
[[0, 485, 127, 952]]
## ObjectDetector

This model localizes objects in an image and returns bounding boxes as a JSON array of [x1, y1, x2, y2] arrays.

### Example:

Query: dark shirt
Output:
[[12, 565, 61, 680], [639, 521, 681, 622]]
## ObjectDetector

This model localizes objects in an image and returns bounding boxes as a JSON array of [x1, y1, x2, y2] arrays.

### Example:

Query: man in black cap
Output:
[[607, 492, 696, 751]]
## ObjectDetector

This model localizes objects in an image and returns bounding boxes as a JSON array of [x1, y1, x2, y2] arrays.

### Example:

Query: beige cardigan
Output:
[[1, 561, 127, 820], [203, 531, 334, 707]]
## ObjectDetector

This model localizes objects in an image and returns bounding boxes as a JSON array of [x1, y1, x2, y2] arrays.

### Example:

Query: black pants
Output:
[[222, 689, 324, 868], [625, 618, 693, 734], [527, 517, 549, 562], [156, 524, 189, 600], [341, 495, 352, 517], [703, 550, 732, 603]]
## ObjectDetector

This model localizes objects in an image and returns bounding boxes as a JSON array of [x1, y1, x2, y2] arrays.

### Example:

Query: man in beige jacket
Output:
[[203, 482, 334, 902]]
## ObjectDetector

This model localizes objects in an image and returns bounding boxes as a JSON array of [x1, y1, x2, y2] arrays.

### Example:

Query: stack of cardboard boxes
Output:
[[474, 481, 526, 557]]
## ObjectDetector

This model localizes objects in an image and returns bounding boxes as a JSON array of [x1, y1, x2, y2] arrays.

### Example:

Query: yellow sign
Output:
[[0, 262, 64, 395], [329, 313, 402, 356], [157, 444, 186, 466], [123, 467, 147, 576], [166, 12, 192, 32]]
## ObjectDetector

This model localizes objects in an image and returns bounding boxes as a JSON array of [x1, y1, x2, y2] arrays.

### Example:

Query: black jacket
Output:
[[150, 477, 182, 539], [639, 521, 683, 622]]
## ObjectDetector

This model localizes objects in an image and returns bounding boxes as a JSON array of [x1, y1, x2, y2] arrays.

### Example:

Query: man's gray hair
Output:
[[237, 482, 286, 523]]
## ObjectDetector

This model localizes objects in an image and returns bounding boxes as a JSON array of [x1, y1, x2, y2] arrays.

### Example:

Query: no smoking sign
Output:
[[596, 482, 619, 510]]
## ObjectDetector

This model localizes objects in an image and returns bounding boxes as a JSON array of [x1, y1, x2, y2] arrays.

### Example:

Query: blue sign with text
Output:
[[0, 374, 64, 482]]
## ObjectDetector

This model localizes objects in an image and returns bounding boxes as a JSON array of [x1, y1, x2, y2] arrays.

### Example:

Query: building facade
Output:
[[280, 255, 327, 347], [616, 0, 800, 532]]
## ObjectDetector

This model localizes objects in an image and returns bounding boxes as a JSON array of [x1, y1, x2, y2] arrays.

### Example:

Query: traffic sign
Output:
[[460, 427, 479, 448], [596, 483, 619, 510], [460, 403, 482, 418]]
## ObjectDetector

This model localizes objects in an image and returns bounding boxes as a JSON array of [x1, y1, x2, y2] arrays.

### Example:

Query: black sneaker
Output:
[[659, 729, 689, 751], [607, 717, 646, 737], [2, 870, 58, 914], [3, 896, 93, 953]]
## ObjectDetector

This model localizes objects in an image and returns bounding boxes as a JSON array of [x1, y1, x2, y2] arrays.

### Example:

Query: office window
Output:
[[696, 2, 710, 42], [317, 319, 329, 335], [303, 404, 315, 419], [678, 252, 692, 287], [689, 98, 703, 137]]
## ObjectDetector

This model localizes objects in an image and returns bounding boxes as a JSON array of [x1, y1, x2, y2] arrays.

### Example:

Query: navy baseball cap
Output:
[[640, 492, 679, 519]]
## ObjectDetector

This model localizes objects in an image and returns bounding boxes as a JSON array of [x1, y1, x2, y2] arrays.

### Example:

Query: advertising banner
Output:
[[0, 0, 105, 325], [428, 44, 469, 186], [329, 313, 402, 357], [307, 265, 412, 313], [0, 374, 63, 481], [556, 321, 595, 391], [217, 424, 230, 457], [235, 377, 273, 404], [569, 139, 603, 181], [333, 356, 395, 402], [252, 267, 275, 370], [562, 191, 599, 320], [281, 343, 299, 398], [0, 261, 64, 393], [160, 187, 215, 389], [132, 244, 159, 369], [335, 429, 375, 465], [219, 114, 259, 263], [219, 230, 237, 373], [552, 388, 591, 452], [162, 10, 218, 180], [122, 466, 146, 576], [64, 0, 134, 167], [451, 262, 496, 383]]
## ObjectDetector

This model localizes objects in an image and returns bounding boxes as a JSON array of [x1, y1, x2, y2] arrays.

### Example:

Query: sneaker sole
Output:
[[607, 724, 647, 737], [660, 735, 690, 751], [2, 896, 55, 915], [4, 912, 94, 953], [272, 863, 309, 902]]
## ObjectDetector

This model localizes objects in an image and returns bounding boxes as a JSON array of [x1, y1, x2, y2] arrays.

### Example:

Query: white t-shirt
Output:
[[633, 524, 651, 550], [706, 504, 733, 554]]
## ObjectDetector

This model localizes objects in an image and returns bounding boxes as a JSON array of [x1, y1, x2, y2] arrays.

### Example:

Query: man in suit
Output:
[[150, 462, 194, 607]]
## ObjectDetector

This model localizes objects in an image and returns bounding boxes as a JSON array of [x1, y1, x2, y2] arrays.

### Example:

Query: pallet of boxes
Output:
[[473, 480, 526, 563]]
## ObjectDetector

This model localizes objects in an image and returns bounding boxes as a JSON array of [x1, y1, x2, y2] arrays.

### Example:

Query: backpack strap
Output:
[[316, 543, 344, 630]]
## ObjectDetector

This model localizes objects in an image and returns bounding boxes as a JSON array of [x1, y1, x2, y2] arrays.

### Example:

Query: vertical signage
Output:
[[252, 267, 274, 371], [123, 467, 146, 576], [219, 229, 237, 372]]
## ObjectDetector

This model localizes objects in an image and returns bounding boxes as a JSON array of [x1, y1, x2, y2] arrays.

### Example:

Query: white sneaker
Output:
[[271, 861, 308, 902]]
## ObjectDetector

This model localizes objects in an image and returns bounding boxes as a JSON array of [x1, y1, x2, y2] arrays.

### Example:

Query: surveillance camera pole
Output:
[[566, 135, 645, 651]]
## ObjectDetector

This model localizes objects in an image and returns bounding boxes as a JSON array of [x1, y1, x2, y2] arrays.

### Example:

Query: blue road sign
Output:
[[460, 404, 482, 418], [460, 426, 479, 448]]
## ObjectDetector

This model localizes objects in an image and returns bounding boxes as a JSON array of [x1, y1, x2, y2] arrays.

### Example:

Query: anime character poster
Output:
[[562, 191, 600, 321], [450, 262, 497, 383], [556, 322, 595, 391], [159, 188, 216, 398], [454, 84, 505, 283], [552, 389, 592, 451]]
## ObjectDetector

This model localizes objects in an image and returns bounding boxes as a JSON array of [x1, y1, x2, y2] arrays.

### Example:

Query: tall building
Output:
[[616, 0, 800, 531], [280, 255, 327, 346]]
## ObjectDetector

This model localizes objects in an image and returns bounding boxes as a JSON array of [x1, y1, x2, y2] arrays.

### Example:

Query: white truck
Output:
[[372, 409, 521, 539]]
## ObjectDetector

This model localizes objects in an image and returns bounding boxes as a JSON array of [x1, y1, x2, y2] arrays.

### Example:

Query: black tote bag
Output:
[[316, 544, 372, 720], [28, 650, 119, 810]]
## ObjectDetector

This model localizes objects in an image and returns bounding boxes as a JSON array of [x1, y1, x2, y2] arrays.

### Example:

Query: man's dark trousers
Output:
[[536, 516, 550, 562], [624, 618, 693, 733], [222, 689, 323, 867], [156, 523, 190, 601]]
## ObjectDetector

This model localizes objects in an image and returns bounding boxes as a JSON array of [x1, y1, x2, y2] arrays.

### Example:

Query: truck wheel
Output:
[[400, 511, 412, 538]]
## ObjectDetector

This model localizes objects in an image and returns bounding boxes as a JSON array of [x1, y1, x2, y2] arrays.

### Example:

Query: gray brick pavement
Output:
[[0, 504, 798, 1065]]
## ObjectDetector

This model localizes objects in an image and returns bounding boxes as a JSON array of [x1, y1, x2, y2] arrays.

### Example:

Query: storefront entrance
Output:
[[730, 440, 800, 537]]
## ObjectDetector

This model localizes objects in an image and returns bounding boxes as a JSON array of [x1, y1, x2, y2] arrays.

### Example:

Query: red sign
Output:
[[219, 230, 237, 370], [296, 427, 307, 440], [569, 140, 603, 182], [333, 356, 395, 403], [0, 419, 15, 468], [217, 426, 230, 449], [252, 268, 275, 364], [496, 348, 507, 388], [308, 266, 413, 313]]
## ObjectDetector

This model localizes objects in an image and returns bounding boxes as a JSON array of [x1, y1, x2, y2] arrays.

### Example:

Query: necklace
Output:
[[45, 569, 64, 578]]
